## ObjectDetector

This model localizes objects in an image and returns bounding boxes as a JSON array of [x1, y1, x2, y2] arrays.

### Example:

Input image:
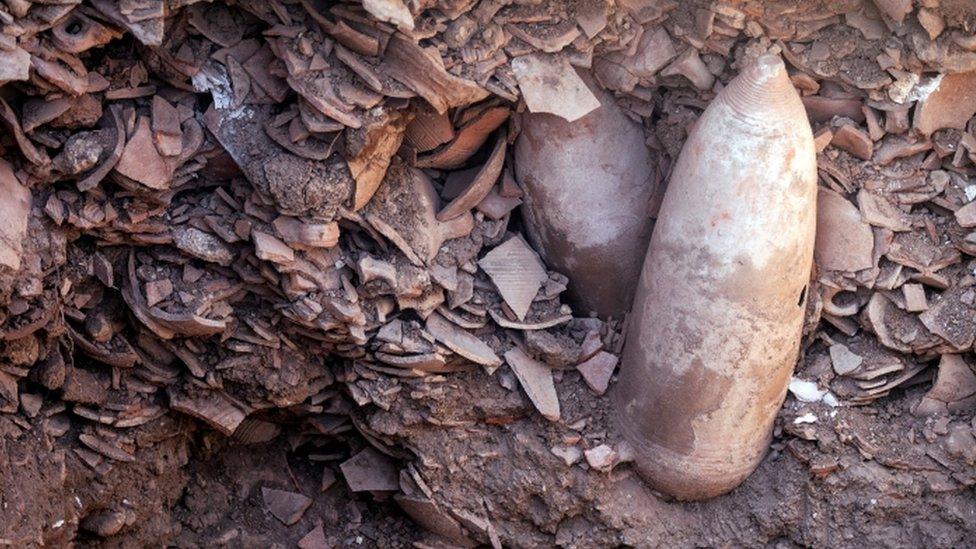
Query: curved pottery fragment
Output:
[[614, 55, 818, 500]]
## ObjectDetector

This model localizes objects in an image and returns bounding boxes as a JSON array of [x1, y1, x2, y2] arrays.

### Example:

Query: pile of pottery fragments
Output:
[[1, 0, 976, 541]]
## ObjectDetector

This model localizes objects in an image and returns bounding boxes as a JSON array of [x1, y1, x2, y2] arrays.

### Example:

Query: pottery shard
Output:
[[511, 54, 600, 123], [172, 227, 235, 266], [593, 27, 676, 92], [168, 388, 246, 435], [903, 283, 928, 312], [871, 0, 912, 23], [504, 347, 560, 422], [815, 188, 875, 272], [923, 355, 976, 407], [262, 487, 312, 526], [577, 351, 618, 395], [114, 116, 174, 189], [425, 311, 502, 370], [340, 447, 400, 492], [273, 217, 339, 249], [381, 32, 488, 114], [252, 230, 296, 264], [915, 73, 976, 136], [831, 124, 873, 160], [365, 162, 473, 265], [362, 0, 414, 31], [479, 235, 549, 321], [298, 524, 329, 549], [955, 200, 976, 228], [437, 133, 506, 221], [0, 46, 30, 84], [0, 159, 31, 271], [347, 112, 408, 211], [857, 190, 910, 232], [829, 343, 863, 375]]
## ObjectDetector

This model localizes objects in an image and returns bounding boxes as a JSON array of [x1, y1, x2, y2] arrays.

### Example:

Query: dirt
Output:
[[2, 0, 976, 547]]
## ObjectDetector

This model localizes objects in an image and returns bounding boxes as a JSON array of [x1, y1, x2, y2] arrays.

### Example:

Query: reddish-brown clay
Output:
[[514, 72, 659, 318], [614, 55, 817, 500]]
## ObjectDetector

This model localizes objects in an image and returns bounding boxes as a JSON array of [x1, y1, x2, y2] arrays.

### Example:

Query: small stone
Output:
[[80, 509, 127, 538], [829, 343, 863, 375], [262, 487, 312, 526], [550, 445, 582, 466], [584, 444, 616, 471]]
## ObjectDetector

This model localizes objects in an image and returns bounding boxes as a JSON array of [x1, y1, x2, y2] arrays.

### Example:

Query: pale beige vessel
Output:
[[514, 72, 659, 318], [614, 55, 817, 500]]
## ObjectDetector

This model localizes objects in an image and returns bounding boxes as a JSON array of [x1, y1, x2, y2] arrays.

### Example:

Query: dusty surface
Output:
[[1, 0, 976, 547]]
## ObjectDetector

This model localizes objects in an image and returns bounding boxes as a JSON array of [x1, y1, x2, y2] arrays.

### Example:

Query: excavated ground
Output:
[[2, 0, 976, 547]]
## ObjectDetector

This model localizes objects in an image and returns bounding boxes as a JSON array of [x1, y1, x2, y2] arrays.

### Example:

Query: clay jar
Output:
[[614, 55, 818, 500], [514, 72, 660, 318]]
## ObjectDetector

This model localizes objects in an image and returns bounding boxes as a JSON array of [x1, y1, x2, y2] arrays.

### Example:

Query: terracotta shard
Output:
[[404, 105, 454, 152], [577, 351, 618, 395], [262, 487, 312, 526], [252, 230, 296, 264], [168, 388, 247, 435], [0, 46, 30, 84], [914, 72, 976, 136], [0, 97, 49, 166], [298, 524, 329, 549], [857, 190, 910, 232], [273, 217, 340, 249], [504, 347, 560, 422], [340, 447, 400, 492], [831, 124, 873, 160], [915, 354, 976, 416], [114, 116, 174, 189], [815, 188, 875, 272], [511, 54, 600, 122], [437, 132, 506, 221], [478, 235, 548, 321], [0, 159, 31, 271], [425, 311, 502, 370], [381, 32, 489, 113], [417, 106, 510, 169], [362, 0, 414, 31], [592, 27, 676, 93], [364, 163, 474, 265], [347, 111, 409, 211]]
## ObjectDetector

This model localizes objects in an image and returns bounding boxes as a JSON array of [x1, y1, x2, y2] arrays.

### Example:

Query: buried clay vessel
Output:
[[614, 55, 818, 500], [514, 71, 660, 318]]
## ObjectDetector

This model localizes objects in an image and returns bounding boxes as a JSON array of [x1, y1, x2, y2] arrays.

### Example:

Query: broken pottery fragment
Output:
[[615, 56, 817, 500], [914, 72, 976, 136], [816, 188, 875, 272], [504, 347, 560, 422], [340, 447, 400, 492], [0, 159, 31, 271], [478, 235, 548, 321], [262, 487, 312, 525], [511, 54, 600, 122], [515, 71, 659, 317]]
